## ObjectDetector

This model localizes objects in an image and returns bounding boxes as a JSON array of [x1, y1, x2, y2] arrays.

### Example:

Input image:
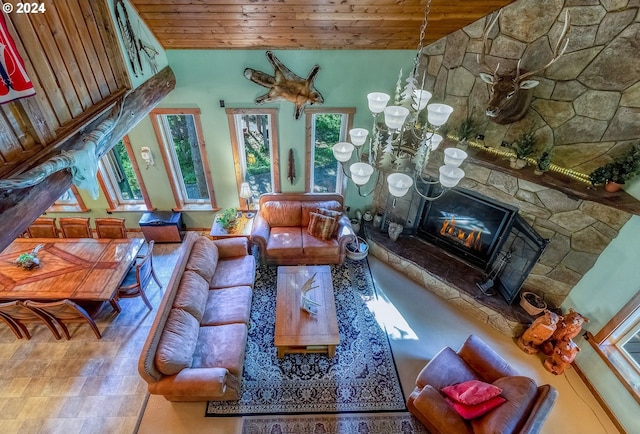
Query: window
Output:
[[150, 108, 216, 209], [304, 108, 355, 193], [46, 185, 89, 213], [98, 136, 151, 211], [226, 108, 280, 203], [587, 291, 640, 404]]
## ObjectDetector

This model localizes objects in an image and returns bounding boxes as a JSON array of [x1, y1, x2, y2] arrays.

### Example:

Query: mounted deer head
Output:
[[478, 10, 570, 124]]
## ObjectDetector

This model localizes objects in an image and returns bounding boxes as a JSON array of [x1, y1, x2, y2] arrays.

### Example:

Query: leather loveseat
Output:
[[407, 335, 558, 434], [138, 232, 255, 401], [250, 193, 355, 266]]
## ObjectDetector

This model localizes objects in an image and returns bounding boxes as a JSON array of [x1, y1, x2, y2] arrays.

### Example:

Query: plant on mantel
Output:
[[506, 130, 537, 169], [589, 143, 640, 192]]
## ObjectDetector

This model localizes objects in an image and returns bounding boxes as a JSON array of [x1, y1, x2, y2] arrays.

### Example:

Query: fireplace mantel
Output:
[[466, 147, 640, 216]]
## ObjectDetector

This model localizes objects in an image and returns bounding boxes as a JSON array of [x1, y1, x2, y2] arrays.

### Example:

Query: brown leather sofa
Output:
[[138, 232, 255, 401], [250, 193, 355, 265], [407, 335, 558, 434]]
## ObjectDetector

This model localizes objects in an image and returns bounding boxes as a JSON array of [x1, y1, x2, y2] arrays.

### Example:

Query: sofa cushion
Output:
[[201, 286, 253, 326], [416, 347, 480, 391], [307, 212, 337, 241], [210, 255, 256, 289], [302, 232, 340, 256], [442, 380, 503, 405], [186, 237, 219, 283], [192, 323, 248, 376], [262, 201, 302, 227], [266, 227, 303, 257], [301, 200, 342, 227], [471, 376, 538, 434], [155, 308, 200, 376], [316, 207, 342, 236], [173, 270, 209, 322], [448, 395, 506, 420]]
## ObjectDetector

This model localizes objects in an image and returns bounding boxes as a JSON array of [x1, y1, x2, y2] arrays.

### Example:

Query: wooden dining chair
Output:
[[0, 311, 26, 339], [114, 240, 162, 310], [27, 217, 58, 238], [0, 300, 62, 340], [94, 217, 127, 239], [25, 299, 102, 339], [59, 217, 92, 238]]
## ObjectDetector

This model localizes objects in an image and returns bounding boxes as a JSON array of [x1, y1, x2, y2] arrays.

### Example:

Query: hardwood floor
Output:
[[0, 240, 182, 434]]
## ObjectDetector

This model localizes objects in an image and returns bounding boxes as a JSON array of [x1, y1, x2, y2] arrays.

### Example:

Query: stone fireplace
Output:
[[368, 156, 633, 336]]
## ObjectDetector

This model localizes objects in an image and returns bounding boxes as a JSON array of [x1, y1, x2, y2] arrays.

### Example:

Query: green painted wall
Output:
[[562, 215, 640, 433], [53, 50, 415, 229]]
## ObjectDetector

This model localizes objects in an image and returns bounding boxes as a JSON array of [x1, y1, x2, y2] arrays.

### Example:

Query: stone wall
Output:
[[420, 0, 639, 175]]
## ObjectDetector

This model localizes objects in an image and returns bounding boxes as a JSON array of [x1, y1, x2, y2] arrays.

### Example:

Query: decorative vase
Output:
[[350, 218, 361, 234], [604, 181, 623, 192], [363, 211, 373, 222], [388, 222, 403, 241], [520, 291, 547, 316], [373, 212, 383, 228]]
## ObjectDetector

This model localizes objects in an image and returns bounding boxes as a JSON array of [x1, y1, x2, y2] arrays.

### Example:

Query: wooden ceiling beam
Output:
[[0, 66, 176, 252]]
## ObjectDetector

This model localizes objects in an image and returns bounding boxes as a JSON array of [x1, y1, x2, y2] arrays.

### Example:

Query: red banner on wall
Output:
[[0, 14, 35, 104]]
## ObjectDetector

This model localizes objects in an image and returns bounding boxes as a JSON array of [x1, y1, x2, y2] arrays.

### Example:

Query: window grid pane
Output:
[[103, 141, 143, 203], [162, 114, 210, 203], [313, 113, 344, 193], [234, 113, 273, 200]]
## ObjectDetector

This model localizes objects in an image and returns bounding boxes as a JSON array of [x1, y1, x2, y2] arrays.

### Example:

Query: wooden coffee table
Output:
[[275, 265, 340, 358]]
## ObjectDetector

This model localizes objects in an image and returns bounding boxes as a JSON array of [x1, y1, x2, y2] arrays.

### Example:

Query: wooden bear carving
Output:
[[244, 51, 324, 119], [541, 308, 589, 355], [544, 338, 580, 375], [517, 310, 562, 354]]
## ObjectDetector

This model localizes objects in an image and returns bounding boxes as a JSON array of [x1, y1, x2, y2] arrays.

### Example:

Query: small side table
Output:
[[210, 213, 254, 253]]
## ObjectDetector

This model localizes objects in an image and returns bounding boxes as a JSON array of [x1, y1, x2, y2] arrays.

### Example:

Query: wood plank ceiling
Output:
[[129, 0, 515, 50]]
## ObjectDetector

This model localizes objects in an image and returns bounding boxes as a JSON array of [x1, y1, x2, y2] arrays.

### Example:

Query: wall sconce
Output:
[[140, 147, 154, 168]]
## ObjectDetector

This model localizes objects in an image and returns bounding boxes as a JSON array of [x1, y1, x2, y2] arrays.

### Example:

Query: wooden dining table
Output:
[[0, 238, 144, 307]]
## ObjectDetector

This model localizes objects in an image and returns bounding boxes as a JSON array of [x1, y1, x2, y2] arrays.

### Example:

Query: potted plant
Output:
[[520, 291, 547, 316], [508, 130, 537, 169], [15, 244, 44, 270], [217, 208, 238, 231], [534, 149, 552, 175], [589, 143, 640, 192]]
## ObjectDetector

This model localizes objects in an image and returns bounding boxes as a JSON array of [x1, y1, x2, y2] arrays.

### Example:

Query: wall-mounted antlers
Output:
[[478, 10, 571, 124], [244, 51, 324, 120]]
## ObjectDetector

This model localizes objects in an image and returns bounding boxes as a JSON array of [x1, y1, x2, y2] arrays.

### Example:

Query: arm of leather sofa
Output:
[[250, 212, 270, 252], [212, 237, 249, 258], [458, 334, 520, 382], [518, 384, 558, 434], [408, 385, 472, 434], [147, 367, 240, 399]]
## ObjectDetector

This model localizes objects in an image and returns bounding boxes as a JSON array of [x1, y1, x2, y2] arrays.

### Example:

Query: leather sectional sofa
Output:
[[250, 193, 355, 265], [138, 232, 255, 401]]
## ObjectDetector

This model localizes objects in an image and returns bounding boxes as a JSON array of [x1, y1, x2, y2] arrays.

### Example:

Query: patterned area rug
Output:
[[242, 413, 429, 434], [206, 259, 406, 416]]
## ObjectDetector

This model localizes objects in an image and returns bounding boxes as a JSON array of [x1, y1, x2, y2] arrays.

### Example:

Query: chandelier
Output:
[[332, 0, 467, 203]]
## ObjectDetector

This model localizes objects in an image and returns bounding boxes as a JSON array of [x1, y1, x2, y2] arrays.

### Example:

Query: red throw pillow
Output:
[[447, 395, 506, 420], [441, 380, 503, 405]]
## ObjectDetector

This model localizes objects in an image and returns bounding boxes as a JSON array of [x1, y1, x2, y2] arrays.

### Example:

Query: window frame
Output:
[[226, 108, 281, 202], [150, 108, 217, 210], [304, 108, 356, 194], [97, 135, 153, 212], [46, 185, 89, 213], [586, 290, 640, 405]]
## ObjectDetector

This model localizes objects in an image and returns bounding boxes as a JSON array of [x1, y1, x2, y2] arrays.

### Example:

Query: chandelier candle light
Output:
[[331, 0, 467, 203]]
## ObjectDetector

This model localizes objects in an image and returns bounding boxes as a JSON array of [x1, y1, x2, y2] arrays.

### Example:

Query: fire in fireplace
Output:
[[416, 187, 547, 304]]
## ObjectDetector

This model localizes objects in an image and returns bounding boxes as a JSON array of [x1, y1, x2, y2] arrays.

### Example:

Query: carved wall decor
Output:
[[244, 51, 323, 119]]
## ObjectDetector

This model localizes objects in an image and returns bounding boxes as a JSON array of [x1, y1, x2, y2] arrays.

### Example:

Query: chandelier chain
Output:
[[413, 0, 432, 76]]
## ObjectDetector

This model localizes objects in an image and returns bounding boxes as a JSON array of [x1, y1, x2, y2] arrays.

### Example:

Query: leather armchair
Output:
[[407, 335, 558, 434]]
